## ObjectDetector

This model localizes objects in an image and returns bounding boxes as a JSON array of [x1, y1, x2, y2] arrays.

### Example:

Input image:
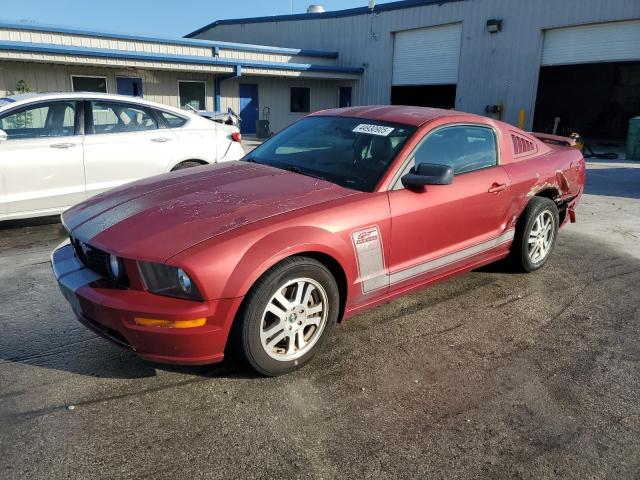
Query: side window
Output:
[[91, 101, 158, 134], [157, 110, 187, 128], [413, 125, 497, 175], [0, 101, 77, 140]]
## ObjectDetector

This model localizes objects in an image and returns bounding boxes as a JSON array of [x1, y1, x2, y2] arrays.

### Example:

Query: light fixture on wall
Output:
[[486, 19, 502, 34]]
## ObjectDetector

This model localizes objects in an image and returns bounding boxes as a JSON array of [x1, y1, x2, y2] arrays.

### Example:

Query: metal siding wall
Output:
[[195, 0, 640, 129], [219, 76, 355, 132], [0, 61, 215, 110], [0, 28, 339, 66]]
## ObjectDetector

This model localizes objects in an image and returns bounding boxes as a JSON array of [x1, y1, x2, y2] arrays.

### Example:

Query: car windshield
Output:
[[245, 116, 416, 192]]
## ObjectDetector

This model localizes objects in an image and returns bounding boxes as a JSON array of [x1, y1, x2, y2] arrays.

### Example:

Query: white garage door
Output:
[[392, 23, 462, 86], [542, 20, 640, 66]]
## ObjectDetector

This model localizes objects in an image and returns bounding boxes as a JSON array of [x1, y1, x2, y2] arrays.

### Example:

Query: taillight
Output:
[[231, 132, 241, 142]]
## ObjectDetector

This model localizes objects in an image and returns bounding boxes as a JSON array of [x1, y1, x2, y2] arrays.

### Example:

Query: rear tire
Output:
[[509, 197, 559, 273], [237, 257, 339, 376], [171, 160, 205, 171]]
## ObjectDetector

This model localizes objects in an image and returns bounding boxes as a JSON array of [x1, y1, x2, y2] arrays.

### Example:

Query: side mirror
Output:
[[0, 129, 7, 143], [401, 163, 453, 189]]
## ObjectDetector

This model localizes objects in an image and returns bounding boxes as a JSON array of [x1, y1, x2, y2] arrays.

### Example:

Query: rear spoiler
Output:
[[529, 132, 581, 149]]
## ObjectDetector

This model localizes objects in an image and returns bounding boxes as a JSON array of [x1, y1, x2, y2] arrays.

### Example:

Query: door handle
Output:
[[488, 183, 508, 193], [50, 142, 77, 149], [151, 137, 172, 143]]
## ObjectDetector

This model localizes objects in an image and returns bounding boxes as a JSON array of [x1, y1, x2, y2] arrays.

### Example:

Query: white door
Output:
[[82, 100, 179, 196], [392, 23, 463, 86], [0, 100, 85, 217], [542, 20, 640, 66]]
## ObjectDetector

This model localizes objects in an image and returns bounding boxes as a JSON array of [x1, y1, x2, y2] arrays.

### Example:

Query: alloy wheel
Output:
[[260, 278, 329, 361], [528, 210, 555, 263]]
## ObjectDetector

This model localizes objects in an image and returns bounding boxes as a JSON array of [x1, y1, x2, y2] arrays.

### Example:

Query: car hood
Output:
[[63, 162, 358, 261]]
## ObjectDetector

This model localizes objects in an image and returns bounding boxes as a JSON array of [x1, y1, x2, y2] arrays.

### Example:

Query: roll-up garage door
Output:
[[392, 23, 462, 85], [541, 20, 640, 66]]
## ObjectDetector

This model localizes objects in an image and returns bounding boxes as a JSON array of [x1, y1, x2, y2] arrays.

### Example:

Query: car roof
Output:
[[311, 105, 485, 127], [0, 92, 191, 116]]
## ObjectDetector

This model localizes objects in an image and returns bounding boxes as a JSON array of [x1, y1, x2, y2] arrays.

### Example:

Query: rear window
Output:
[[246, 116, 417, 192], [157, 110, 188, 128]]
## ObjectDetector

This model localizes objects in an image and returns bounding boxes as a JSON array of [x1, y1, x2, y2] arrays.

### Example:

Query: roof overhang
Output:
[[0, 21, 339, 59], [0, 41, 363, 80]]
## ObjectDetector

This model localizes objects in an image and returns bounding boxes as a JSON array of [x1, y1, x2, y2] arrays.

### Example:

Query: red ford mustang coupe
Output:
[[51, 106, 585, 376]]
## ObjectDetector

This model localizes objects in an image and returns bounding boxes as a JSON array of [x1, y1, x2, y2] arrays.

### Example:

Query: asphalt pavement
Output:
[[0, 158, 639, 480]]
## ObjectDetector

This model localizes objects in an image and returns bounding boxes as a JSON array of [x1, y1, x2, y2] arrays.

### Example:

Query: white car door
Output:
[[82, 100, 179, 196], [0, 100, 85, 218]]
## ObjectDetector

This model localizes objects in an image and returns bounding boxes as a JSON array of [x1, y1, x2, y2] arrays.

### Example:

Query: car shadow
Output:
[[584, 166, 640, 200], [0, 215, 62, 231], [0, 337, 256, 381]]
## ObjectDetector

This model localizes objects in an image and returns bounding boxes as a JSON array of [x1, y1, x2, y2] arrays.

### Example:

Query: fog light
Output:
[[134, 317, 207, 328]]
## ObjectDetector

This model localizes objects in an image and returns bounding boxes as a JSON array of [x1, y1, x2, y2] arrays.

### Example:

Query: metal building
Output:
[[188, 0, 640, 139], [0, 22, 362, 134]]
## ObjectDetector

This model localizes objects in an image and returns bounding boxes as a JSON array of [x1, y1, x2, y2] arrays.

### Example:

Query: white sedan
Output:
[[0, 92, 245, 221]]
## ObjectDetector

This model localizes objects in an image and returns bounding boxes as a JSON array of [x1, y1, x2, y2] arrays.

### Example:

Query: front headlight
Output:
[[108, 254, 123, 281], [138, 262, 203, 301]]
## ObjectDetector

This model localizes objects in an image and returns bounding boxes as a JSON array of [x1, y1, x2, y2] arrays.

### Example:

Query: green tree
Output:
[[6, 80, 33, 129]]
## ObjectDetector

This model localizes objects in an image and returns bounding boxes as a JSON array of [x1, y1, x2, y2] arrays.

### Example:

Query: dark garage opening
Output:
[[391, 84, 456, 109], [533, 62, 640, 140]]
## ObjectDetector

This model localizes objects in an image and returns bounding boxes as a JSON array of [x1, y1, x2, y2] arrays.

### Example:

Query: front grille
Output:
[[71, 237, 129, 287]]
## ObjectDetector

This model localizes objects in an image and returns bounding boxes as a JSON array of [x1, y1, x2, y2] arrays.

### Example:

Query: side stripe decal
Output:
[[352, 228, 515, 294], [389, 230, 515, 285]]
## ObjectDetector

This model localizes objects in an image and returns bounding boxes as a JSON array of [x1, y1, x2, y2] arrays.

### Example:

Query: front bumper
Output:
[[51, 241, 242, 365]]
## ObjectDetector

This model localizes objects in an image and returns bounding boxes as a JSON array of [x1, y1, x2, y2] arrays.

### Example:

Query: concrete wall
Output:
[[193, 0, 640, 129], [0, 61, 216, 110], [219, 75, 355, 132]]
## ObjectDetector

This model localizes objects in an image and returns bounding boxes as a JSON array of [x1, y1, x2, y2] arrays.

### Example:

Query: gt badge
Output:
[[351, 226, 388, 293]]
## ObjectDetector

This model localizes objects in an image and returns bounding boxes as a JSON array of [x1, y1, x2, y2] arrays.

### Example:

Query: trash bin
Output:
[[627, 117, 640, 161], [256, 120, 270, 139]]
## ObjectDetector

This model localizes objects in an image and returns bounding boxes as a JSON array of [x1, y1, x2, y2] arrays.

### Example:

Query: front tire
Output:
[[171, 160, 205, 171], [238, 257, 339, 376], [509, 197, 559, 272]]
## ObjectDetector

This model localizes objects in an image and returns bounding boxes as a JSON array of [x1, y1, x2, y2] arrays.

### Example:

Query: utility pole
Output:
[[290, 0, 293, 14]]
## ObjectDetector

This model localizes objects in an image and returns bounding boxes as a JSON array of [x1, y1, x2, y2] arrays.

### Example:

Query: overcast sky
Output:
[[0, 0, 396, 38]]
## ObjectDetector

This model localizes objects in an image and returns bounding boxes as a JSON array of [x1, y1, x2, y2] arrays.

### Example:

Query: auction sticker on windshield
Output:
[[352, 124, 395, 136]]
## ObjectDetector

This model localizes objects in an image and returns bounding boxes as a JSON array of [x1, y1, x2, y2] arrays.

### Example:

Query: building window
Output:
[[71, 75, 107, 93], [179, 81, 206, 110], [290, 87, 310, 113]]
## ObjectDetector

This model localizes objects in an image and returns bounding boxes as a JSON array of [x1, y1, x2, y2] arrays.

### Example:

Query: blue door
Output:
[[116, 77, 143, 97], [239, 84, 259, 134], [339, 87, 352, 108]]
